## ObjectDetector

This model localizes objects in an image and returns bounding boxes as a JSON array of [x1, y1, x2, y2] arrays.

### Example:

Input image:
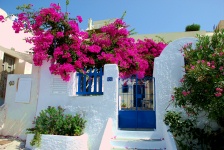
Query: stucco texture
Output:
[[35, 62, 119, 150], [26, 134, 88, 150], [153, 37, 198, 136]]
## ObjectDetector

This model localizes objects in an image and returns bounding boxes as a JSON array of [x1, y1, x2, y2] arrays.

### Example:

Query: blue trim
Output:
[[119, 111, 156, 128], [99, 68, 103, 93], [76, 68, 103, 95], [118, 76, 156, 129], [94, 69, 97, 93]]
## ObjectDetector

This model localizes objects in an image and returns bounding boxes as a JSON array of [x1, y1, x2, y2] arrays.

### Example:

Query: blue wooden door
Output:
[[118, 76, 156, 129]]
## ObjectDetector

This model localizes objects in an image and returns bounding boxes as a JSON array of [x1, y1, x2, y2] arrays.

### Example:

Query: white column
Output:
[[103, 64, 119, 131]]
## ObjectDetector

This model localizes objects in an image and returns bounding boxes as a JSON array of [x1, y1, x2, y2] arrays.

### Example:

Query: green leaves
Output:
[[165, 29, 224, 149], [164, 111, 211, 149], [185, 23, 200, 32], [26, 106, 86, 147], [66, 0, 70, 6]]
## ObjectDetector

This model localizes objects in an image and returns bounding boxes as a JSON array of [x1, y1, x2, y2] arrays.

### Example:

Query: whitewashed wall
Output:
[[1, 37, 201, 149], [153, 37, 198, 137], [35, 61, 119, 150], [0, 66, 39, 139]]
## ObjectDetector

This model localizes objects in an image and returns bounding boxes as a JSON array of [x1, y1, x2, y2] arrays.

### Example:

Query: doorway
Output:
[[118, 76, 156, 129]]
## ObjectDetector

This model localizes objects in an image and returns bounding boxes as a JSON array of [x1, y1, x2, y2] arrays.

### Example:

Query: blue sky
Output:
[[0, 0, 223, 34]]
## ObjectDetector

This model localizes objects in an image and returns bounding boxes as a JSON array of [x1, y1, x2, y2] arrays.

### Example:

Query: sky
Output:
[[0, 0, 224, 34]]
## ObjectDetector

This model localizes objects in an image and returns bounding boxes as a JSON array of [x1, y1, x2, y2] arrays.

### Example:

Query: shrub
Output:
[[165, 111, 224, 149], [165, 29, 224, 149], [164, 111, 212, 149], [185, 23, 200, 31], [26, 106, 86, 147]]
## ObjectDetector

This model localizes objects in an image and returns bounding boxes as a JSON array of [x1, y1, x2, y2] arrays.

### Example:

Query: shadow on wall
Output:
[[0, 57, 3, 72], [1, 72, 39, 139], [14, 58, 32, 74], [0, 104, 7, 131], [2, 112, 34, 138], [0, 98, 3, 106]]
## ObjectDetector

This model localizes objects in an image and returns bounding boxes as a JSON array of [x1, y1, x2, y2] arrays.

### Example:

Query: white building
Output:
[[0, 8, 33, 105]]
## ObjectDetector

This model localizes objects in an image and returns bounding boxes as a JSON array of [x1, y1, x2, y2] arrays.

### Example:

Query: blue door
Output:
[[118, 76, 156, 129]]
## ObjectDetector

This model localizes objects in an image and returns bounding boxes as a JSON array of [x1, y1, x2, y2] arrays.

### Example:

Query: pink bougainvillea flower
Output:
[[56, 32, 64, 38], [50, 3, 61, 11], [87, 45, 101, 53], [76, 15, 83, 23], [0, 15, 5, 22], [11, 3, 167, 81]]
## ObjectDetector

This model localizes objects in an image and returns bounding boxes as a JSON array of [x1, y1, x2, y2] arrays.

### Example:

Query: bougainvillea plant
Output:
[[13, 3, 88, 81], [82, 19, 155, 78], [136, 39, 167, 76], [11, 3, 166, 81]]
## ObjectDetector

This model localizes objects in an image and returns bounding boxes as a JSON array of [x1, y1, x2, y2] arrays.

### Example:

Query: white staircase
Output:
[[110, 130, 166, 150]]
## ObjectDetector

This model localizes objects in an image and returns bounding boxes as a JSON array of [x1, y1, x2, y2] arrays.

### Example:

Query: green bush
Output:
[[26, 106, 86, 147], [185, 24, 200, 31], [164, 111, 224, 149], [165, 111, 211, 149], [164, 29, 224, 149]]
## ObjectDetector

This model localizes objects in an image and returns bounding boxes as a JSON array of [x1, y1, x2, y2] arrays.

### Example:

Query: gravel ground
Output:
[[0, 135, 30, 150]]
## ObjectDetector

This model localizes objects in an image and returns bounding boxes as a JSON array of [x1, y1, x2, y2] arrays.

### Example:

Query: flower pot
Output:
[[122, 85, 129, 93], [26, 133, 88, 150]]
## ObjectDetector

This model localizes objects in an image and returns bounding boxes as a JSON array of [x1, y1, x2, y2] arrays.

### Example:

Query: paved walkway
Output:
[[0, 136, 29, 150]]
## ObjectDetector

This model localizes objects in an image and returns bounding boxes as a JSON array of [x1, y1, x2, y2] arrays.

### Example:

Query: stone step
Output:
[[111, 148, 163, 150], [110, 137, 166, 150], [113, 130, 161, 139]]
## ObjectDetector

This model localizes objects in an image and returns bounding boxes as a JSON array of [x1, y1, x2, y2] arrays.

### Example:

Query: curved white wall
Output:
[[0, 8, 7, 18], [153, 37, 198, 136]]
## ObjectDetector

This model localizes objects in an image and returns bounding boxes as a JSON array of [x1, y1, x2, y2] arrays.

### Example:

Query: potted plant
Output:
[[121, 102, 127, 108], [185, 23, 200, 31], [122, 80, 129, 93], [25, 106, 88, 150]]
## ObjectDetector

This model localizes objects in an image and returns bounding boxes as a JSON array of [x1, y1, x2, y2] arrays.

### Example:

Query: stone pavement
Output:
[[0, 136, 29, 150]]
